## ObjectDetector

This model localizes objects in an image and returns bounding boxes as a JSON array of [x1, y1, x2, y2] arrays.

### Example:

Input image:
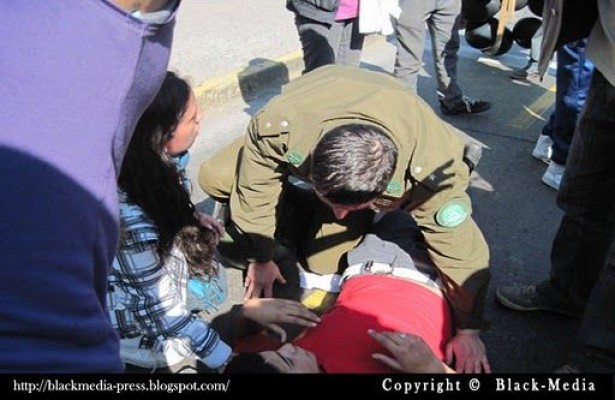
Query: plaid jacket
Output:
[[107, 153, 229, 366]]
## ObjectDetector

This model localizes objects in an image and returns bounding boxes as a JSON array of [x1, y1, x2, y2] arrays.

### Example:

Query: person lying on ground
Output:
[[215, 211, 482, 373]]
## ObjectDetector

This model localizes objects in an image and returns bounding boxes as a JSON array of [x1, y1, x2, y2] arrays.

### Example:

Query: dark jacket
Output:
[[286, 0, 340, 24]]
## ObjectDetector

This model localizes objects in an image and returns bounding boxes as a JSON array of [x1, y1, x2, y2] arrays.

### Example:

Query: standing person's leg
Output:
[[566, 72, 615, 372], [294, 15, 336, 73], [529, 24, 543, 68], [429, 0, 462, 105], [295, 15, 363, 74], [532, 112, 555, 164], [334, 18, 365, 67], [542, 40, 594, 190], [569, 236, 615, 372], [394, 0, 432, 92], [498, 70, 615, 316], [546, 69, 615, 309], [511, 24, 543, 79], [434, 0, 491, 115], [549, 40, 594, 166]]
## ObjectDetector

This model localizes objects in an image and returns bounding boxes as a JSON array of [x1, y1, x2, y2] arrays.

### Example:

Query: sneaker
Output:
[[440, 96, 492, 115], [531, 134, 553, 164], [542, 161, 565, 190], [495, 284, 583, 317], [511, 68, 541, 82], [510, 61, 540, 82]]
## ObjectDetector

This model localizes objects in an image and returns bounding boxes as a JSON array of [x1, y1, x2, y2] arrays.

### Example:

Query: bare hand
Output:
[[242, 298, 320, 342], [243, 261, 287, 300], [194, 211, 225, 244], [445, 329, 491, 373], [369, 330, 449, 373]]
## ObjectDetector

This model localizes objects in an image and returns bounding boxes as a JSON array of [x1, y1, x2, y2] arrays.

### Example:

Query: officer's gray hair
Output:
[[311, 124, 398, 205]]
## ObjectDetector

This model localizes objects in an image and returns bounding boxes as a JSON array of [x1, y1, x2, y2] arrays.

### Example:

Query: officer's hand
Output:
[[368, 330, 451, 373], [243, 261, 287, 300], [445, 329, 491, 373]]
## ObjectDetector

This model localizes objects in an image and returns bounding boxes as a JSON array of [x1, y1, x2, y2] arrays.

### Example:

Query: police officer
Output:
[[199, 65, 490, 373]]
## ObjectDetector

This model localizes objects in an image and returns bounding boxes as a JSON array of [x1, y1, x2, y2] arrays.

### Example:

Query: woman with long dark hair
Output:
[[107, 71, 231, 371]]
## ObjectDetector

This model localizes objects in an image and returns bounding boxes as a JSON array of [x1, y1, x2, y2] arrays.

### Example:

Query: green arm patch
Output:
[[386, 181, 402, 195], [286, 150, 304, 166], [435, 200, 468, 228]]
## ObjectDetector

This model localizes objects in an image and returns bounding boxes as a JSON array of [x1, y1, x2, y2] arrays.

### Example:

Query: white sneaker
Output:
[[120, 336, 195, 370], [542, 161, 565, 190], [532, 134, 553, 164]]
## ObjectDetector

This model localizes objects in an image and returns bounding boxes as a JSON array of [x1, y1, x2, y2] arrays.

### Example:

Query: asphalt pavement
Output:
[[169, 1, 581, 373]]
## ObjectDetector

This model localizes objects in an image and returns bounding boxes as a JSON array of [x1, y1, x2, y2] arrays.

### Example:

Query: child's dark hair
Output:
[[224, 353, 282, 373], [119, 71, 216, 276]]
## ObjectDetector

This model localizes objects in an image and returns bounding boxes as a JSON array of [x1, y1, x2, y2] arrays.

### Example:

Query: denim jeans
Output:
[[539, 70, 615, 370], [541, 39, 594, 165]]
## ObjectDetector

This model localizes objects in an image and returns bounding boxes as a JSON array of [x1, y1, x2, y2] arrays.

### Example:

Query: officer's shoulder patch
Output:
[[286, 150, 304, 166], [386, 181, 402, 195], [435, 200, 468, 228]]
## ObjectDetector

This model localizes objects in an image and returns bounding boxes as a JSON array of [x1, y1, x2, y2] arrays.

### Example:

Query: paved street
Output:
[[172, 1, 580, 373]]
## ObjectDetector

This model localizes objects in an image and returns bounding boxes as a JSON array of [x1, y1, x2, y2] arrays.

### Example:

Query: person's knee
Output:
[[198, 159, 231, 201], [198, 139, 243, 200]]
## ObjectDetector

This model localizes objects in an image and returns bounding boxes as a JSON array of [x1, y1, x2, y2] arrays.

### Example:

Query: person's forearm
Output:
[[211, 304, 262, 342], [112, 0, 171, 13]]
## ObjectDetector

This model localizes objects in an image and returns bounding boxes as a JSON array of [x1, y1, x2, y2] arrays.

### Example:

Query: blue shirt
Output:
[[0, 0, 177, 372]]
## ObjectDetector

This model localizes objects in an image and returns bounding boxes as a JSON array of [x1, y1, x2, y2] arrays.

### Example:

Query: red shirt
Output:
[[235, 275, 452, 373]]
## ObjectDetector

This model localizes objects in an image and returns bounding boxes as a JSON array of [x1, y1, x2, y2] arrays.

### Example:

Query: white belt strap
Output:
[[298, 262, 442, 293], [341, 261, 442, 289], [299, 271, 343, 293]]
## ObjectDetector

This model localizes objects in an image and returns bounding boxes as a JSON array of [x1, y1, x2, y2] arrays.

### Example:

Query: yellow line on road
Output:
[[509, 85, 556, 130]]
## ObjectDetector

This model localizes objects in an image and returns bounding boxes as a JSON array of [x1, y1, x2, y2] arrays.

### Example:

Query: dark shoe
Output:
[[510, 67, 541, 82], [496, 284, 583, 317], [510, 67, 528, 80], [440, 96, 492, 115], [510, 60, 540, 81]]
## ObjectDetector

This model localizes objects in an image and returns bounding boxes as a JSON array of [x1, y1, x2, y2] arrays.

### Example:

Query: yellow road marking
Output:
[[509, 85, 556, 130]]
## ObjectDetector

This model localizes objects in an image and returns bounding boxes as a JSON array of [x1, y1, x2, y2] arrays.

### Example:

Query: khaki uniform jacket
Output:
[[227, 65, 489, 329], [231, 65, 468, 259]]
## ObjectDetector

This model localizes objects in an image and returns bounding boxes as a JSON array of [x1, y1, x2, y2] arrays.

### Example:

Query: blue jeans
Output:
[[542, 40, 594, 165], [538, 70, 615, 371]]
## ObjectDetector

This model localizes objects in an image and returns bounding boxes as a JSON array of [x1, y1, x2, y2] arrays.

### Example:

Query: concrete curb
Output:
[[194, 34, 386, 108], [194, 50, 304, 108]]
